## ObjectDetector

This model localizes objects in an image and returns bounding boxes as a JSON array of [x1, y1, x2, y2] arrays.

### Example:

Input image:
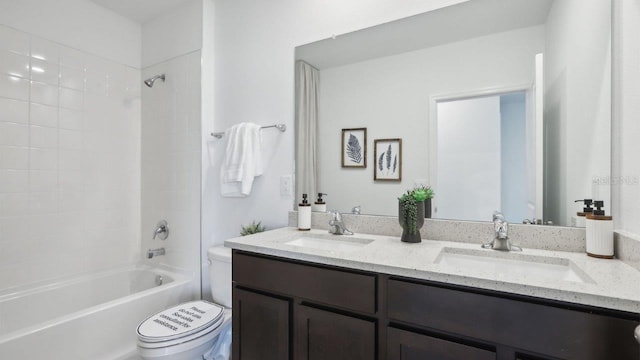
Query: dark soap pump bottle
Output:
[[572, 199, 593, 228], [313, 193, 327, 212], [298, 194, 311, 231]]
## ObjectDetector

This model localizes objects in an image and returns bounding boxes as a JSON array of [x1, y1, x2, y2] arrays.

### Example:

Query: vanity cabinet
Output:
[[232, 250, 640, 360]]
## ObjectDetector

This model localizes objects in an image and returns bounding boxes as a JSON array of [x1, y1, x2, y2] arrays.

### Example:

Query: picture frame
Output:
[[341, 128, 367, 168], [374, 138, 402, 181]]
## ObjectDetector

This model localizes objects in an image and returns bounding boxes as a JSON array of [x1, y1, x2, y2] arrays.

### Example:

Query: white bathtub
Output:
[[0, 264, 194, 359]]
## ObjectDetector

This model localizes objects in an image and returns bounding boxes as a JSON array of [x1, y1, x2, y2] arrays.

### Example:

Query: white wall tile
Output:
[[0, 123, 29, 146], [30, 103, 58, 127], [59, 66, 84, 90], [0, 98, 28, 124], [29, 170, 57, 192], [58, 149, 83, 170], [0, 26, 30, 56], [58, 108, 82, 130], [30, 37, 59, 63], [0, 74, 29, 100], [58, 45, 86, 70], [29, 192, 58, 214], [0, 146, 28, 169], [0, 51, 30, 78], [59, 88, 83, 110], [59, 129, 82, 150], [30, 81, 58, 106], [30, 58, 59, 85], [30, 125, 58, 148], [0, 170, 29, 193], [30, 148, 57, 170], [0, 193, 29, 216], [0, 26, 141, 290]]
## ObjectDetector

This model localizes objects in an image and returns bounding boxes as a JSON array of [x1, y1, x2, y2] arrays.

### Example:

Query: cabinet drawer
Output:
[[233, 251, 376, 314], [387, 279, 639, 360], [387, 327, 495, 360]]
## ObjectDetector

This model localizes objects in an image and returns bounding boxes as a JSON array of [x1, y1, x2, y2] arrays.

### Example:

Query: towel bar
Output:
[[211, 124, 286, 139]]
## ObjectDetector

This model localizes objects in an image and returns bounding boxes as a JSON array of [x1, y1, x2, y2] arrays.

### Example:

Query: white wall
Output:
[[316, 26, 543, 216], [0, 24, 141, 290], [612, 0, 640, 237], [544, 0, 611, 226], [0, 0, 140, 68], [141, 51, 202, 297], [142, 0, 203, 68], [141, 1, 204, 297], [206, 0, 471, 250]]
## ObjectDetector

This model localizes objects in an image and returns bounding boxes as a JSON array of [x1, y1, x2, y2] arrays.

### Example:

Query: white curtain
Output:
[[295, 61, 319, 207]]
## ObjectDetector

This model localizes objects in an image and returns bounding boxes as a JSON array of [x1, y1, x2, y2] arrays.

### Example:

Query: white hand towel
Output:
[[220, 123, 263, 197]]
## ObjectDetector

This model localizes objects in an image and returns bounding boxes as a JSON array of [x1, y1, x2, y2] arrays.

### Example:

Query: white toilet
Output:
[[136, 246, 232, 360]]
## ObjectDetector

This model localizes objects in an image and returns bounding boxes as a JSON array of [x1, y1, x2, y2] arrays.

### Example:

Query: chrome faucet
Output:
[[328, 210, 353, 235], [147, 248, 166, 259], [153, 220, 169, 240], [351, 205, 361, 215], [482, 211, 521, 251]]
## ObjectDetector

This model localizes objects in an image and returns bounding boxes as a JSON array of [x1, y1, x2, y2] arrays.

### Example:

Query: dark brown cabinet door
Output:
[[295, 304, 375, 360], [387, 327, 495, 360], [233, 287, 290, 360]]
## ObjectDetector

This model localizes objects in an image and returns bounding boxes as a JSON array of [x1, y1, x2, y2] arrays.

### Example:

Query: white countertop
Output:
[[225, 227, 640, 314]]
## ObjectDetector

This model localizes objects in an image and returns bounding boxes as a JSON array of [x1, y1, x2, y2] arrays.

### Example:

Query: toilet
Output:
[[136, 246, 232, 360]]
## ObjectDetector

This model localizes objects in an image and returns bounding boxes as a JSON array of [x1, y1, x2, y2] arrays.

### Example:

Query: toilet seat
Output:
[[137, 300, 225, 348]]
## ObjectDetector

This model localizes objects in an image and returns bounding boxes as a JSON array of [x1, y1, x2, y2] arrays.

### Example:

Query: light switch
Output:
[[280, 175, 292, 196]]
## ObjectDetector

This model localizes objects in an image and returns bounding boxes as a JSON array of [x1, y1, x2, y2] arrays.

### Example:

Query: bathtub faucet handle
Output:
[[153, 220, 169, 240]]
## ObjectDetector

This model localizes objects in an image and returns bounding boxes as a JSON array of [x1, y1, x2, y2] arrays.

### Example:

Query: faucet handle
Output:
[[153, 220, 169, 240], [329, 210, 342, 221]]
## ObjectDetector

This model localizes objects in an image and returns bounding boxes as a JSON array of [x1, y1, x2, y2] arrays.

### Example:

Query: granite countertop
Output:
[[225, 227, 640, 313]]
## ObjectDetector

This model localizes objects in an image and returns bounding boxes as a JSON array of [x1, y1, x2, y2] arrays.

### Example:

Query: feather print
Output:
[[378, 153, 384, 172], [346, 134, 362, 163], [393, 154, 397, 174], [386, 144, 392, 170]]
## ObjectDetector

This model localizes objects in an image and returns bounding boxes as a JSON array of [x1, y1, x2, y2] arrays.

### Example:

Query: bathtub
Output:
[[0, 264, 194, 359]]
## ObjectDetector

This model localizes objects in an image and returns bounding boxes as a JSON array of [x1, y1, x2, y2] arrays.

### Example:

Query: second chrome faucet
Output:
[[328, 210, 353, 235]]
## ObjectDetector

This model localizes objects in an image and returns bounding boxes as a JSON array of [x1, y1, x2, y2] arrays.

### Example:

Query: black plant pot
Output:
[[398, 200, 425, 243], [424, 198, 432, 219]]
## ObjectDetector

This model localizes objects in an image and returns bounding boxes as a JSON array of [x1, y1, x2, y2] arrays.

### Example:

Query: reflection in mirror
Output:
[[295, 0, 611, 227]]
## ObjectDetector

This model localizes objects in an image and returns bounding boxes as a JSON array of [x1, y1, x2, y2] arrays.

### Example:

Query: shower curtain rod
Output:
[[210, 124, 287, 139]]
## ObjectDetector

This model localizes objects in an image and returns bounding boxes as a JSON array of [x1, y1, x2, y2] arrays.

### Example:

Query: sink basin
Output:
[[434, 247, 594, 284], [285, 235, 373, 252]]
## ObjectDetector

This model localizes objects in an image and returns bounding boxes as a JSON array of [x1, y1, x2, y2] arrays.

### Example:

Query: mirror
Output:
[[295, 0, 611, 227]]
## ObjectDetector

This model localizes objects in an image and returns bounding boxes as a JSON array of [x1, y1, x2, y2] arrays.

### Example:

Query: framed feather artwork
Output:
[[341, 128, 367, 168], [374, 138, 402, 181]]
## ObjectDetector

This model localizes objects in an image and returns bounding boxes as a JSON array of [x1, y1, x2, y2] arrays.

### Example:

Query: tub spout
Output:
[[147, 248, 165, 259]]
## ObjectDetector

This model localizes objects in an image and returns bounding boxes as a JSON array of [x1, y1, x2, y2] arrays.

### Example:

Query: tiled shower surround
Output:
[[0, 25, 141, 290]]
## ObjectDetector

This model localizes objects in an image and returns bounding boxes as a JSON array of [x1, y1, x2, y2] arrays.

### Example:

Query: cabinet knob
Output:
[[635, 325, 640, 345]]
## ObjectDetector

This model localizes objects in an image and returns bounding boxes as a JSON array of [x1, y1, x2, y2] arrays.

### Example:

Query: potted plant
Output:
[[398, 188, 428, 243], [415, 185, 434, 218], [240, 221, 266, 236]]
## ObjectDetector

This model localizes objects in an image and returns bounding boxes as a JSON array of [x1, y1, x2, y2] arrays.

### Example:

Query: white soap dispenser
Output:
[[585, 200, 613, 259], [298, 193, 311, 231], [312, 193, 327, 212]]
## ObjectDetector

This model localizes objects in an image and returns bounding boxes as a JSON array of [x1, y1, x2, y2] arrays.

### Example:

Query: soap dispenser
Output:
[[312, 193, 327, 212], [298, 193, 311, 231], [585, 200, 613, 259], [571, 199, 593, 228]]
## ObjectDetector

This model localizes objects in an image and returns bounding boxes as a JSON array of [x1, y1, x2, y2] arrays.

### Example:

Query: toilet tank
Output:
[[207, 245, 232, 308]]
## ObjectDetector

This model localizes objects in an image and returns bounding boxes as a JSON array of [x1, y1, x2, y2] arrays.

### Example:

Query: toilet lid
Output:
[[137, 300, 225, 343]]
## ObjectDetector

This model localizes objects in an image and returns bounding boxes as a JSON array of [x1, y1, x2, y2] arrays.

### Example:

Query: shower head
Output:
[[144, 74, 165, 88]]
